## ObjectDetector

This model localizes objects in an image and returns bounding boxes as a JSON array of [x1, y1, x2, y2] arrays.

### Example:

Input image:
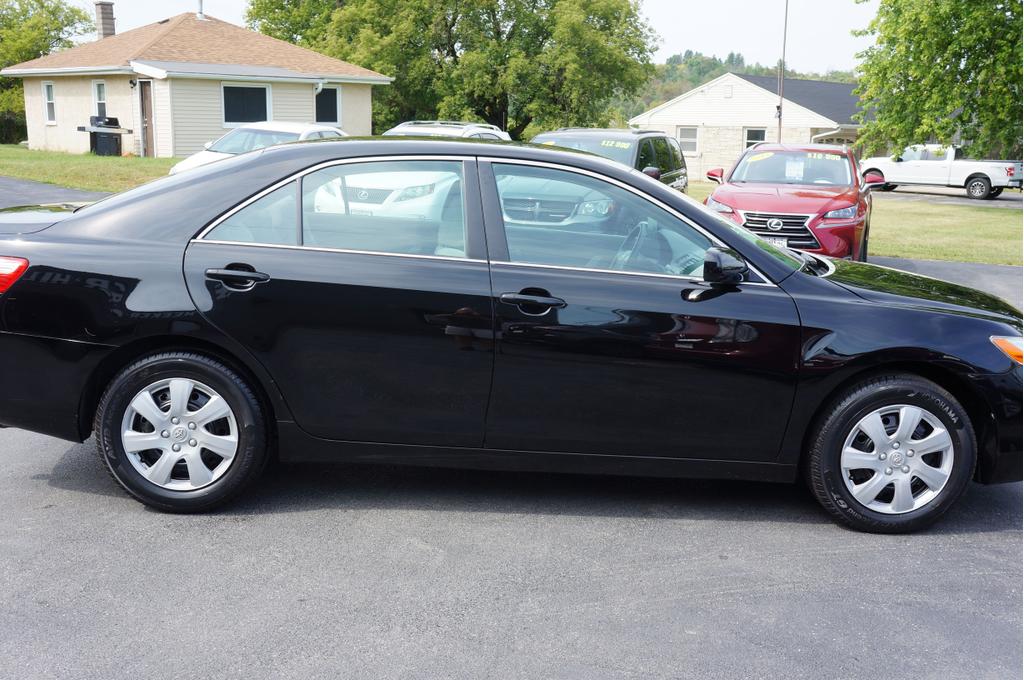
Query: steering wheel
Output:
[[609, 220, 652, 271]]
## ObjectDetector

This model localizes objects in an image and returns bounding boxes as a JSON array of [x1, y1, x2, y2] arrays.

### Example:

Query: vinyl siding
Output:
[[629, 74, 842, 176], [170, 78, 227, 157], [22, 75, 137, 155]]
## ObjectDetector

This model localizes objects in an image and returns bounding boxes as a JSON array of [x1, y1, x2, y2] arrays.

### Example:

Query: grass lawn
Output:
[[688, 181, 1021, 266], [0, 144, 175, 193]]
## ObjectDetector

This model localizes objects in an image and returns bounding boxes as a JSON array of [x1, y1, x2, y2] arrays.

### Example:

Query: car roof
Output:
[[387, 120, 504, 134], [532, 128, 664, 142], [742, 142, 851, 154]]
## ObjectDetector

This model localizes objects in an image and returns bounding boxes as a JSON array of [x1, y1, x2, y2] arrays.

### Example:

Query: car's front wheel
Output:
[[806, 374, 975, 533], [95, 352, 269, 512]]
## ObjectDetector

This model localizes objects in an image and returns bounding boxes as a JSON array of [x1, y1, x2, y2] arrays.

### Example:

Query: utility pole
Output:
[[777, 0, 789, 143]]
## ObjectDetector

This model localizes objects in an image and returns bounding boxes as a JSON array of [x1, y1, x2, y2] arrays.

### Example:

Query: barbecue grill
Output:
[[76, 116, 132, 156]]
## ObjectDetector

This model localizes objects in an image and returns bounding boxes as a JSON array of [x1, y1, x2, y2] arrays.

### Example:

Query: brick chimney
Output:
[[95, 1, 115, 39]]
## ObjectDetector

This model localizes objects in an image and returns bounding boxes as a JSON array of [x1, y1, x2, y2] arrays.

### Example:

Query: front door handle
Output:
[[499, 292, 566, 315], [205, 267, 270, 290]]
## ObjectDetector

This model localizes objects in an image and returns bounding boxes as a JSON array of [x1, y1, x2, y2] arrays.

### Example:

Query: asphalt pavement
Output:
[[874, 184, 1022, 209], [0, 175, 1021, 679]]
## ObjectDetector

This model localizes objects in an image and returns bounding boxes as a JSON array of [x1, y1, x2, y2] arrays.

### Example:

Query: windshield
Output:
[[730, 150, 852, 186], [209, 128, 300, 154], [532, 135, 635, 166], [675, 190, 804, 272]]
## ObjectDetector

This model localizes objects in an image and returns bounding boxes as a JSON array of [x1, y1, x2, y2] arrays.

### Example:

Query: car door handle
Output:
[[499, 292, 566, 309], [205, 267, 270, 289]]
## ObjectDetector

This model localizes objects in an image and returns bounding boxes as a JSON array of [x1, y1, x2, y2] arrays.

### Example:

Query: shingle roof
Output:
[[734, 73, 861, 125], [2, 13, 387, 82]]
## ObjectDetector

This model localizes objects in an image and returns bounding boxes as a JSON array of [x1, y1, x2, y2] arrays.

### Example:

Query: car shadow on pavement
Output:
[[47, 441, 1022, 534]]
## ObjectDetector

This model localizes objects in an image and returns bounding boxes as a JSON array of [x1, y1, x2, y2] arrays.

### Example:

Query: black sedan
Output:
[[0, 139, 1019, 532]]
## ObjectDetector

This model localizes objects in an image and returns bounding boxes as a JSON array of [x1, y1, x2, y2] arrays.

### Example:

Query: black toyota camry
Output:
[[0, 138, 1019, 532]]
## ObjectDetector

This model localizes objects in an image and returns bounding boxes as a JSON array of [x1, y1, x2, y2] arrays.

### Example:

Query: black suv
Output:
[[531, 128, 688, 192]]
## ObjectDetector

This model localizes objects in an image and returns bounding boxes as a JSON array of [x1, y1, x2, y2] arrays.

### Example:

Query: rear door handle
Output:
[[205, 268, 270, 289], [499, 292, 566, 309]]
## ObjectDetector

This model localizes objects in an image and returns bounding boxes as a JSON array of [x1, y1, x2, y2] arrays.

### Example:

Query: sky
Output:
[[76, 0, 880, 73]]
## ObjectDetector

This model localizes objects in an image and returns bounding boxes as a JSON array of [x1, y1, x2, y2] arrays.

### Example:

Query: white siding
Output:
[[22, 75, 137, 154], [629, 73, 841, 176], [339, 83, 373, 135], [170, 78, 227, 156], [272, 82, 314, 122], [152, 78, 173, 157]]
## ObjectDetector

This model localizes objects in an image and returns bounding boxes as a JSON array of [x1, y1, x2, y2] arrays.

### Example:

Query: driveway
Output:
[[872, 256, 1023, 308], [0, 176, 107, 207], [874, 185, 1022, 209]]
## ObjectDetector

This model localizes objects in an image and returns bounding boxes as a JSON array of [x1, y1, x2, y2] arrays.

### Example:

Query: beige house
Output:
[[629, 72, 861, 176], [0, 2, 390, 158]]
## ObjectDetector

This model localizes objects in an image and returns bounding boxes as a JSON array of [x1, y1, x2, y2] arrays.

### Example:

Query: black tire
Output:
[[805, 374, 975, 533], [94, 352, 269, 512], [966, 176, 991, 199], [988, 187, 1003, 198]]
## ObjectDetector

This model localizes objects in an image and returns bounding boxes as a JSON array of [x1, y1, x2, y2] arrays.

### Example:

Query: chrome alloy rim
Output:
[[840, 404, 954, 514], [968, 180, 987, 197], [120, 378, 239, 491]]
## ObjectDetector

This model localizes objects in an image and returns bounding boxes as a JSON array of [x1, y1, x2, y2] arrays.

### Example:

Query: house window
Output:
[[744, 128, 767, 148], [315, 86, 340, 124], [676, 126, 698, 154], [42, 82, 56, 124], [93, 81, 107, 118], [222, 84, 270, 126]]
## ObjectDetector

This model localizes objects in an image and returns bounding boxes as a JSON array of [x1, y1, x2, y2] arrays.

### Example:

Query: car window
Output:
[[208, 129, 301, 154], [491, 163, 712, 277], [730, 150, 852, 186], [652, 137, 674, 173], [899, 146, 923, 161], [474, 132, 501, 139], [636, 140, 656, 170], [531, 135, 636, 166], [205, 182, 298, 245], [300, 160, 466, 257], [668, 138, 686, 171]]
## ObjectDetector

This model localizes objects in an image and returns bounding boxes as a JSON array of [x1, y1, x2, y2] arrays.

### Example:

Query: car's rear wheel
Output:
[[95, 352, 268, 512], [805, 374, 975, 533], [966, 176, 991, 199]]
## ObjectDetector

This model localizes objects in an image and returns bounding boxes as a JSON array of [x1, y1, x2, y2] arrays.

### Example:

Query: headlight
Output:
[[394, 183, 435, 201], [823, 205, 857, 219], [578, 199, 614, 216], [706, 196, 733, 213], [991, 336, 1023, 364]]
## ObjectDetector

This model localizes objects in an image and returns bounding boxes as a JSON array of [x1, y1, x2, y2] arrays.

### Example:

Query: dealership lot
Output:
[[0, 428, 1021, 679]]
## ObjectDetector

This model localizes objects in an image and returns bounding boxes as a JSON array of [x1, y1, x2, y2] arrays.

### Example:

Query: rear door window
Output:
[[652, 137, 674, 173], [205, 182, 298, 245]]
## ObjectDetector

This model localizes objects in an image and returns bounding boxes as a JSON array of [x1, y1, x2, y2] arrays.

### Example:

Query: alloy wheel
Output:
[[120, 378, 239, 491], [840, 404, 954, 514], [968, 180, 988, 197]]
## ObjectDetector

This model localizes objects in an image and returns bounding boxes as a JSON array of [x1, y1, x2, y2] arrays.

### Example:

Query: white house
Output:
[[0, 2, 390, 158], [628, 72, 862, 176]]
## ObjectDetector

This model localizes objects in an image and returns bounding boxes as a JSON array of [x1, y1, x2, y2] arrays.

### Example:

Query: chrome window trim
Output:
[[194, 154, 472, 242], [490, 260, 775, 287], [193, 239, 487, 264], [480, 156, 774, 286]]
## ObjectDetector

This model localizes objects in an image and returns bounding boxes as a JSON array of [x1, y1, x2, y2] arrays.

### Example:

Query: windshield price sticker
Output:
[[600, 140, 632, 149], [747, 152, 774, 163], [785, 160, 805, 179]]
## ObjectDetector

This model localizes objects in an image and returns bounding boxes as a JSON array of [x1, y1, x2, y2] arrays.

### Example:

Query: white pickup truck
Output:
[[860, 144, 1022, 199]]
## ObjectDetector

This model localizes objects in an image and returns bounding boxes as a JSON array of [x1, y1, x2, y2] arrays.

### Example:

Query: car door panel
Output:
[[183, 158, 494, 447], [479, 160, 801, 462]]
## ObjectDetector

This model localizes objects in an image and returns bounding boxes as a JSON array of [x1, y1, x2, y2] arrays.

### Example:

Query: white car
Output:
[[860, 144, 1023, 199], [168, 122, 347, 175], [382, 120, 511, 140]]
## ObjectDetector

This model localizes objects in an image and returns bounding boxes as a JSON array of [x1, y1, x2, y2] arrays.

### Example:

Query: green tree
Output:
[[0, 0, 91, 142], [854, 0, 1023, 158], [248, 0, 655, 138], [244, 0, 338, 45]]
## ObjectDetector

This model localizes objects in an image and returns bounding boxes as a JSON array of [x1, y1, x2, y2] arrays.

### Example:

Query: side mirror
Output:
[[862, 172, 886, 190], [706, 168, 724, 184], [203, 141, 213, 150], [642, 166, 661, 180], [703, 246, 748, 285]]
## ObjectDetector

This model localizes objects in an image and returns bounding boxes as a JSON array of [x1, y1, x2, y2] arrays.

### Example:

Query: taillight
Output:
[[0, 257, 29, 293], [1007, 166, 1016, 177]]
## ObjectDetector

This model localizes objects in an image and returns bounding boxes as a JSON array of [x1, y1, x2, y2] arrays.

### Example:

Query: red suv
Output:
[[704, 144, 884, 261]]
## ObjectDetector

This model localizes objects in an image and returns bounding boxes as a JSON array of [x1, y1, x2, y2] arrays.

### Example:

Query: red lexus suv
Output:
[[704, 144, 884, 261]]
